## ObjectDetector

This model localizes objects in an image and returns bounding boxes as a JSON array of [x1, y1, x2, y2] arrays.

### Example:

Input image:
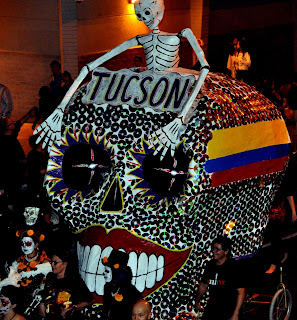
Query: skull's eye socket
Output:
[[136, 13, 142, 18], [62, 144, 111, 191], [145, 10, 150, 15], [142, 150, 190, 196]]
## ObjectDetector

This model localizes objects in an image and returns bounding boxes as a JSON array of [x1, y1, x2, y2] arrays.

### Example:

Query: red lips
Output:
[[79, 225, 192, 303]]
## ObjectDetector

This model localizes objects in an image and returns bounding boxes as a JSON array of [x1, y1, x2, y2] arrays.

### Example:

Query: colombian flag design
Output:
[[204, 119, 291, 187]]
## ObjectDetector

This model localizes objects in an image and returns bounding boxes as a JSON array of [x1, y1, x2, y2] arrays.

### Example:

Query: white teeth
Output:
[[146, 255, 157, 289], [127, 251, 138, 286], [77, 242, 165, 295], [77, 242, 84, 271], [85, 245, 101, 292], [81, 245, 90, 281], [136, 253, 148, 292], [157, 255, 164, 281]]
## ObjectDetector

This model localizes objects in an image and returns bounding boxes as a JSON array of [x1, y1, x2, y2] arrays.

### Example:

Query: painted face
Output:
[[103, 266, 112, 283], [21, 237, 35, 255], [134, 0, 164, 30], [0, 295, 12, 315], [44, 72, 290, 318]]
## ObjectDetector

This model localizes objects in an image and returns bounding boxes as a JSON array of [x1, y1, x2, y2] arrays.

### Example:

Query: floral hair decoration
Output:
[[102, 249, 129, 270], [16, 229, 45, 242]]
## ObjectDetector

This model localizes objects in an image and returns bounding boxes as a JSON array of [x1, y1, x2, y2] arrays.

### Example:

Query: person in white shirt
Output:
[[227, 40, 251, 83]]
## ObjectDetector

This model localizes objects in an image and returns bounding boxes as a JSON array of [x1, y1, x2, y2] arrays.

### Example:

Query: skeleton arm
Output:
[[34, 37, 139, 152], [178, 28, 209, 119], [150, 28, 209, 160]]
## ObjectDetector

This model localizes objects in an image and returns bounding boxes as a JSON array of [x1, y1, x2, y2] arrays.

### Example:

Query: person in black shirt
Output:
[[40, 250, 93, 319], [102, 250, 142, 320], [195, 236, 245, 320], [0, 117, 26, 211]]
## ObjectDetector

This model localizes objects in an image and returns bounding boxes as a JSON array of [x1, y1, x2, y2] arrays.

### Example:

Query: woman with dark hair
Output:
[[11, 229, 51, 319], [39, 249, 93, 319], [0, 286, 26, 320], [234, 40, 251, 83], [227, 39, 251, 83]]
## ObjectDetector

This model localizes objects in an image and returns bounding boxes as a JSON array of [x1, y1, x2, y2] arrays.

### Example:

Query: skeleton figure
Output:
[[34, 0, 209, 160]]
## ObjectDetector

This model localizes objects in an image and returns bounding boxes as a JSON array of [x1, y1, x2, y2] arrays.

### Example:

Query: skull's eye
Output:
[[62, 144, 111, 191], [145, 10, 150, 15], [136, 13, 142, 19], [142, 150, 190, 196]]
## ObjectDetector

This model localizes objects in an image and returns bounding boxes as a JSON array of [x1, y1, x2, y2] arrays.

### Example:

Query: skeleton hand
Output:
[[0, 267, 21, 288], [34, 105, 64, 153], [149, 116, 186, 161]]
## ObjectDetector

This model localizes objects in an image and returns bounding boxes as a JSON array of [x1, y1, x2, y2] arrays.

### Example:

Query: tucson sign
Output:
[[82, 67, 195, 113]]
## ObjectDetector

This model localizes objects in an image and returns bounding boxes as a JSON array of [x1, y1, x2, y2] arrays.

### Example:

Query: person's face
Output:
[[132, 302, 152, 320], [212, 243, 228, 262], [233, 38, 238, 49], [0, 295, 12, 315], [51, 255, 67, 277], [103, 266, 112, 283], [134, 57, 142, 67], [63, 75, 70, 82], [21, 237, 36, 255], [51, 64, 60, 76]]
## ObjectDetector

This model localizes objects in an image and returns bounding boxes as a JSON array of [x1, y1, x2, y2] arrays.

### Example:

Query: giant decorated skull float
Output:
[[35, 0, 290, 318]]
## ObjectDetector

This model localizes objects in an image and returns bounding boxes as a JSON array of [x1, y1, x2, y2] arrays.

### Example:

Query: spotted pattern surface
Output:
[[44, 72, 286, 319]]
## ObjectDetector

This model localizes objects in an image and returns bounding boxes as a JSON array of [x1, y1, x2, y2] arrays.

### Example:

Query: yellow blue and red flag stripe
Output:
[[204, 119, 291, 187]]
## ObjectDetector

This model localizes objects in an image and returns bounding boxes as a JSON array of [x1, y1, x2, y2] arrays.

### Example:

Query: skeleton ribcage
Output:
[[138, 34, 181, 71]]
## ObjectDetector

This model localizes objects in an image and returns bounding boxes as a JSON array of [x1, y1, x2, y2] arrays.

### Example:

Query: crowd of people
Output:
[[0, 59, 155, 320], [0, 44, 297, 320]]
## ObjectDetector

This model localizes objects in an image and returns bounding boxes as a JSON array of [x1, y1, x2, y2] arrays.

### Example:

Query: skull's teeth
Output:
[[77, 242, 165, 294]]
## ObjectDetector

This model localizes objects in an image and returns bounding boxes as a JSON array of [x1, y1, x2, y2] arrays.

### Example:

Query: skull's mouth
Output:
[[77, 226, 192, 303], [145, 19, 154, 29]]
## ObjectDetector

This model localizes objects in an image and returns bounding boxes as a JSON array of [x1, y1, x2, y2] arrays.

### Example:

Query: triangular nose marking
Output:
[[100, 174, 124, 213]]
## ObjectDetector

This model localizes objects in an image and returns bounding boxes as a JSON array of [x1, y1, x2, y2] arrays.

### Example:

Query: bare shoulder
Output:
[[15, 314, 26, 320]]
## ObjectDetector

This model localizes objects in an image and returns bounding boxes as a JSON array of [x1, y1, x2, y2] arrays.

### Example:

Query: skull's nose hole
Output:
[[142, 150, 190, 197], [62, 144, 111, 191]]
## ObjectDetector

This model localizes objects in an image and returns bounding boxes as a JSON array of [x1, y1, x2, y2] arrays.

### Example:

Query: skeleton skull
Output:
[[23, 207, 40, 226], [134, 0, 165, 30], [44, 72, 289, 318]]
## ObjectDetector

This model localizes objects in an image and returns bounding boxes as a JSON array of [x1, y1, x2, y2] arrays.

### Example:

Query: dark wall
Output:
[[207, 0, 294, 84], [208, 24, 294, 83]]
